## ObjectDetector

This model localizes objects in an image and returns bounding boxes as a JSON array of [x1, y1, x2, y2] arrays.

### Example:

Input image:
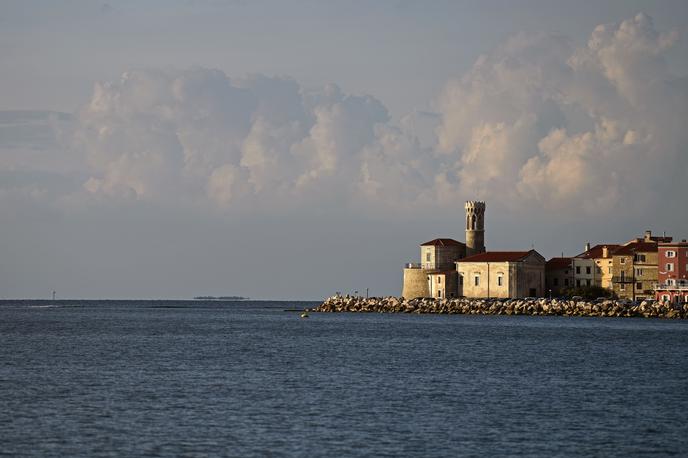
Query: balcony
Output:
[[612, 276, 635, 283], [405, 263, 422, 269], [653, 283, 688, 291]]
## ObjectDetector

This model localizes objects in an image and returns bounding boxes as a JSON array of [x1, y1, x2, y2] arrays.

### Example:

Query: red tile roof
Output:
[[420, 238, 465, 247], [457, 250, 535, 263], [575, 244, 621, 259], [614, 241, 658, 255], [546, 257, 573, 270]]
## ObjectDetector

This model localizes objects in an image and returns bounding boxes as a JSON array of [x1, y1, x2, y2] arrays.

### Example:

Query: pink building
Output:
[[655, 240, 688, 303]]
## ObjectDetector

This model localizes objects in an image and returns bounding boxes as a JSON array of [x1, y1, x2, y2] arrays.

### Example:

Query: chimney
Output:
[[585, 242, 590, 252], [644, 230, 652, 241], [602, 246, 608, 258]]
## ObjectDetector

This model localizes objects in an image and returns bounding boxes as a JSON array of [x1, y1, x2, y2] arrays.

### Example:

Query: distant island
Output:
[[193, 296, 249, 301]]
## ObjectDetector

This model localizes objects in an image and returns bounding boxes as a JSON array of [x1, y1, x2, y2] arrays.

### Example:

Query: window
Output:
[[497, 275, 503, 287], [636, 268, 643, 277], [564, 278, 569, 286], [576, 279, 581, 287], [459, 275, 464, 285], [553, 278, 559, 286], [620, 258, 626, 264], [586, 266, 591, 274], [474, 275, 480, 286], [620, 284, 625, 291], [666, 251, 676, 258], [426, 251, 431, 262], [667, 279, 675, 286], [636, 282, 642, 290], [608, 267, 612, 274], [437, 276, 441, 284], [667, 263, 674, 271], [586, 279, 591, 286], [576, 266, 581, 274], [635, 254, 646, 262], [662, 295, 670, 302], [438, 289, 442, 298]]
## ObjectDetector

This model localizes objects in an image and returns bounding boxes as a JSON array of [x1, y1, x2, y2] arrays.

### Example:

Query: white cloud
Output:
[[434, 14, 686, 215], [2, 13, 685, 220]]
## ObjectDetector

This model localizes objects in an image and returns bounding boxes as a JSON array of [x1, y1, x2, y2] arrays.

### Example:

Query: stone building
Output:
[[401, 202, 485, 299], [655, 239, 688, 303], [456, 250, 546, 299], [427, 271, 459, 299], [545, 257, 573, 296], [420, 238, 466, 270], [465, 201, 486, 257], [573, 243, 620, 289], [611, 231, 670, 300]]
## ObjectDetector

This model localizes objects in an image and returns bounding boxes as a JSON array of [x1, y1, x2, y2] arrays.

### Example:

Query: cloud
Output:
[[435, 14, 686, 215], [2, 13, 685, 221]]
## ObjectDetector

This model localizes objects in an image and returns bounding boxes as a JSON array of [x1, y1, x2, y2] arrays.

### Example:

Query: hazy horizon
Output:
[[2, 1, 687, 299]]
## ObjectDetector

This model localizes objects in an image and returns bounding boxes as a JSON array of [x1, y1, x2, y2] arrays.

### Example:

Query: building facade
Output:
[[456, 250, 545, 299], [465, 201, 486, 257], [573, 243, 620, 290], [611, 237, 663, 300], [402, 201, 485, 299], [427, 271, 459, 299], [420, 239, 466, 270], [655, 240, 688, 303], [545, 257, 573, 296]]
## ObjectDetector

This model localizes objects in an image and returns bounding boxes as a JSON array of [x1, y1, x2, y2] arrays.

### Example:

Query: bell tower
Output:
[[465, 201, 486, 257]]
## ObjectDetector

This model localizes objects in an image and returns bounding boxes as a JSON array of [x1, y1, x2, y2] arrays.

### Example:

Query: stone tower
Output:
[[465, 201, 486, 257]]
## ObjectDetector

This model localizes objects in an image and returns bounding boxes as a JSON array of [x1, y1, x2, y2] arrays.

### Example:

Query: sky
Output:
[[1, 0, 687, 299]]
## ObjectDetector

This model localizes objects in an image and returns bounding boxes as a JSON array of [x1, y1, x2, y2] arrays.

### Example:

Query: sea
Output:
[[1, 299, 687, 457]]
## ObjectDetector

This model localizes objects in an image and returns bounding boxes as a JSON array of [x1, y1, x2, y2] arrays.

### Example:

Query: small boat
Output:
[[300, 311, 309, 318]]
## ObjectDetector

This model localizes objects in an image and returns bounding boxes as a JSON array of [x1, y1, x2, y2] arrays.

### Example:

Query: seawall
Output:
[[310, 296, 687, 319]]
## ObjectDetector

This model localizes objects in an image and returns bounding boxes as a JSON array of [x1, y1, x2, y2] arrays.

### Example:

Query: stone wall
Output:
[[402, 268, 430, 299], [311, 295, 687, 319]]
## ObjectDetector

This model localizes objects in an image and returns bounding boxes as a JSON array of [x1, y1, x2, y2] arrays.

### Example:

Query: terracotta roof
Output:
[[546, 257, 573, 270], [457, 250, 536, 263], [420, 238, 465, 247], [614, 241, 658, 255], [659, 241, 688, 247], [575, 244, 620, 259]]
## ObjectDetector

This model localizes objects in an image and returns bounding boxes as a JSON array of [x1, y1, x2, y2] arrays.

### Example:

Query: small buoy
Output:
[[300, 311, 309, 318]]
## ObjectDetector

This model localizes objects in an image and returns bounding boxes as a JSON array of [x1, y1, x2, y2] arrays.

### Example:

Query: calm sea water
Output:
[[1, 300, 687, 457]]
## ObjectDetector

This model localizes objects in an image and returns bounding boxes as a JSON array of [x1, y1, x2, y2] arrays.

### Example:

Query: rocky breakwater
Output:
[[310, 296, 688, 319]]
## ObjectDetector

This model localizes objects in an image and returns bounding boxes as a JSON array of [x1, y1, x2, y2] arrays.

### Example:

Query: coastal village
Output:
[[401, 201, 688, 304]]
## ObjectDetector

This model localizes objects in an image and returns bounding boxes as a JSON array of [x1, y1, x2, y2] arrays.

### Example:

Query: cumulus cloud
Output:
[[3, 13, 685, 220], [71, 70, 392, 209], [435, 13, 686, 214]]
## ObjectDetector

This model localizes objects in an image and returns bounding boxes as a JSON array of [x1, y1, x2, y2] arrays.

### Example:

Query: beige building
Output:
[[610, 231, 672, 300], [427, 271, 459, 299], [611, 240, 660, 300], [456, 250, 546, 299], [574, 243, 620, 289], [420, 239, 466, 270], [402, 202, 484, 299]]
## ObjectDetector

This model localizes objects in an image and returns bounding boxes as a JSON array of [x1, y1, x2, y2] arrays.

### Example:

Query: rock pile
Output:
[[310, 295, 687, 319]]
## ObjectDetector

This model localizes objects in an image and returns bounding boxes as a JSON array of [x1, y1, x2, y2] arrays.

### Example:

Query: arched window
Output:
[[471, 215, 476, 230]]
